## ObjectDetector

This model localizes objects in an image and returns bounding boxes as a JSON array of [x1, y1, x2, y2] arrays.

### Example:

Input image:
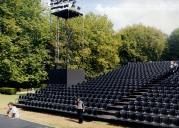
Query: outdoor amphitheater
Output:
[[0, 0, 179, 128]]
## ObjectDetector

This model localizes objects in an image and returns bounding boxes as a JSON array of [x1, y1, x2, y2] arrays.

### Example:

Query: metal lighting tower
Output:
[[49, 0, 85, 87], [50, 0, 82, 68]]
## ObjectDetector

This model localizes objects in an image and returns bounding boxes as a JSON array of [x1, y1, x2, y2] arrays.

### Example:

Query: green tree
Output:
[[0, 0, 52, 85], [52, 13, 120, 77], [167, 28, 179, 60], [117, 24, 167, 63]]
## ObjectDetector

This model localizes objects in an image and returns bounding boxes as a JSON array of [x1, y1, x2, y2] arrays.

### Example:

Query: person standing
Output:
[[170, 61, 175, 72], [170, 61, 178, 72], [76, 98, 85, 124], [174, 61, 178, 71]]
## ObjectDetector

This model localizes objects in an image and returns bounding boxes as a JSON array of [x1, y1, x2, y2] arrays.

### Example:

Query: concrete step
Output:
[[99, 110, 119, 116], [107, 105, 123, 110], [127, 95, 137, 98], [132, 92, 146, 96], [96, 114, 117, 120], [131, 92, 145, 95], [116, 101, 130, 105], [122, 97, 135, 101]]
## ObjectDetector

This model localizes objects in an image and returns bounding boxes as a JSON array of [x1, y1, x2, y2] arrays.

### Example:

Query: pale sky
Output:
[[42, 0, 179, 35]]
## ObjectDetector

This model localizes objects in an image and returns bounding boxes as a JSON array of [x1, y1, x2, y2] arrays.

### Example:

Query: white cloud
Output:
[[95, 0, 179, 34]]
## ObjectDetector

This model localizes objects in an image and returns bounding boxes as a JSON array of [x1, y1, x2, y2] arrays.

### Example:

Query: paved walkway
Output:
[[0, 115, 52, 128]]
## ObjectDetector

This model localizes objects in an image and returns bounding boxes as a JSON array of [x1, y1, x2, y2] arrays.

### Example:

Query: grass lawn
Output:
[[0, 94, 19, 114], [0, 94, 125, 128], [0, 94, 19, 105]]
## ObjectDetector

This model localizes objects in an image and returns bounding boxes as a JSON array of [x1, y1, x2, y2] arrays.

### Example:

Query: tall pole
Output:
[[65, 19, 68, 69], [55, 17, 60, 65], [49, 9, 52, 34]]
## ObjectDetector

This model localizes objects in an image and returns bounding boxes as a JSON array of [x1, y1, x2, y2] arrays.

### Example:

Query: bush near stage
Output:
[[0, 87, 17, 95]]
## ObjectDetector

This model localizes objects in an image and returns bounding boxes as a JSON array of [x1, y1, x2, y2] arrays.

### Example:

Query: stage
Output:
[[0, 115, 52, 128]]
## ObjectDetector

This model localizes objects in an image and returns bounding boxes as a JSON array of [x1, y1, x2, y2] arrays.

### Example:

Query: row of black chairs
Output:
[[119, 64, 179, 127], [18, 61, 176, 127], [118, 110, 179, 126]]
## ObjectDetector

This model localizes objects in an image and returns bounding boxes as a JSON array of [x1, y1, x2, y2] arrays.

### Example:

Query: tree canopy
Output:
[[52, 14, 120, 77], [0, 0, 177, 86], [0, 0, 52, 84], [117, 24, 167, 64], [167, 28, 179, 60]]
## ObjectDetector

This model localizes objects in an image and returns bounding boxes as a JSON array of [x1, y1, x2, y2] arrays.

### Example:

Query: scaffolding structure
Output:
[[50, 0, 83, 68]]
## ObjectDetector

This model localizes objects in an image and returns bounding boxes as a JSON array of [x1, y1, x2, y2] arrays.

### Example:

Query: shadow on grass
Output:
[[106, 123, 128, 128], [66, 118, 79, 123], [66, 118, 93, 124]]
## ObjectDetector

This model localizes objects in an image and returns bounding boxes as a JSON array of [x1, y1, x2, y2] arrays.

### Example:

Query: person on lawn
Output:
[[7, 102, 19, 119]]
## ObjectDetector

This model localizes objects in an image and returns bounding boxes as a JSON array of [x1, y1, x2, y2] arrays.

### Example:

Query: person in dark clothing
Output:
[[76, 97, 85, 123]]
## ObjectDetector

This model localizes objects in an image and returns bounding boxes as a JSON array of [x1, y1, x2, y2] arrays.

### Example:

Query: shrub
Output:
[[40, 84, 47, 89], [0, 87, 17, 95]]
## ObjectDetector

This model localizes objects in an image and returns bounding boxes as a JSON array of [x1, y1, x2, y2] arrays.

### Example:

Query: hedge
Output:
[[0, 87, 17, 95]]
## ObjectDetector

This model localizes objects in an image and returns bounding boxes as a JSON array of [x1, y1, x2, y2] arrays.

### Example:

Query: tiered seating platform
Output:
[[17, 61, 179, 128]]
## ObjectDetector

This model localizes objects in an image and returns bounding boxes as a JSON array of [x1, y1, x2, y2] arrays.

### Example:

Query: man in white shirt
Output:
[[170, 61, 174, 69], [174, 61, 178, 71], [170, 61, 178, 72], [7, 102, 19, 119], [76, 98, 85, 123]]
